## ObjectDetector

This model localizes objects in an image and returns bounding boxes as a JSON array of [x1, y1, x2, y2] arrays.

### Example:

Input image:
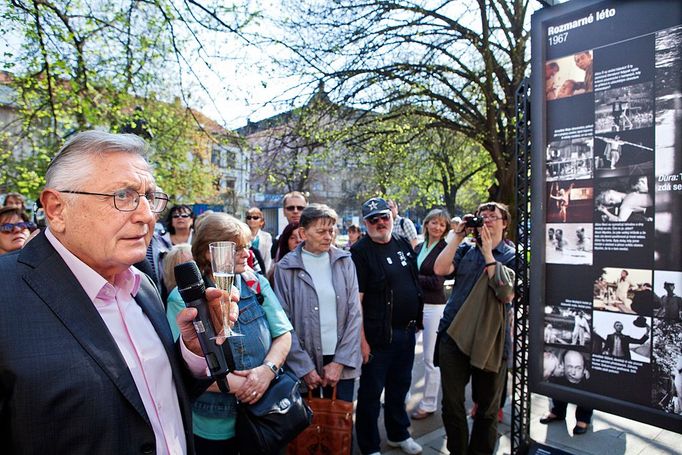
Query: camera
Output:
[[465, 216, 484, 228]]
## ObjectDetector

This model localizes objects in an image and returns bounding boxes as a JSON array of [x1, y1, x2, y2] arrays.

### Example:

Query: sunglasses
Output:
[[172, 213, 191, 219], [0, 221, 37, 233], [246, 215, 261, 221], [285, 205, 305, 212], [367, 213, 390, 225]]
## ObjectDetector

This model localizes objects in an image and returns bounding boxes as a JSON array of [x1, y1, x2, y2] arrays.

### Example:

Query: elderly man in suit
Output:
[[0, 131, 235, 454]]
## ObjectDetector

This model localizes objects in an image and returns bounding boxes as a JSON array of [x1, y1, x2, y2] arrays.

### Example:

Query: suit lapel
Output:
[[19, 233, 151, 425]]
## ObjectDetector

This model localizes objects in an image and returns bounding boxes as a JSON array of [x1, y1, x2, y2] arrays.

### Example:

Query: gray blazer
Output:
[[0, 232, 203, 454], [274, 244, 362, 380]]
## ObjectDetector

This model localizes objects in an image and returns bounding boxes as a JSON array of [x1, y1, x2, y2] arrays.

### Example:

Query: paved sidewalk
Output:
[[353, 334, 681, 455]]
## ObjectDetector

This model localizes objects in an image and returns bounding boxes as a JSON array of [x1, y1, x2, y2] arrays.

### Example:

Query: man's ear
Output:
[[40, 189, 67, 233]]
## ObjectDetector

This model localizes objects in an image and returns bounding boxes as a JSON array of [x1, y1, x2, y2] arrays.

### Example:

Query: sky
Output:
[[1, 0, 550, 131], [177, 0, 314, 130], [0, 0, 306, 131]]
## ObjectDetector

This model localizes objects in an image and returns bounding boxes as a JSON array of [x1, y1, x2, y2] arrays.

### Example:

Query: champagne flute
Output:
[[209, 241, 243, 339]]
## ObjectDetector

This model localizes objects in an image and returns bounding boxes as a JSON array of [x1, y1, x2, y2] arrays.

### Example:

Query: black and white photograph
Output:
[[591, 311, 651, 363], [593, 174, 653, 223], [654, 25, 682, 272], [593, 130, 653, 178], [543, 348, 592, 391], [653, 271, 682, 321], [546, 180, 593, 223], [537, 1, 682, 432], [546, 223, 592, 265], [595, 82, 654, 134], [593, 267, 653, 315], [545, 51, 593, 101], [544, 306, 592, 347], [651, 319, 682, 414], [545, 137, 593, 181]]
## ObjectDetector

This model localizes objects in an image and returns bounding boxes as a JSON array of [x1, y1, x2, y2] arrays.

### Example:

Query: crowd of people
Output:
[[1, 130, 525, 455]]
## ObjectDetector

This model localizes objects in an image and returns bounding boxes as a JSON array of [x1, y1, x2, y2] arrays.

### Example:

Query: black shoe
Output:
[[539, 414, 564, 424], [573, 423, 589, 435]]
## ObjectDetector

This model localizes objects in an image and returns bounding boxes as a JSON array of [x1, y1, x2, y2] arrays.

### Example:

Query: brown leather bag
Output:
[[287, 387, 354, 455]]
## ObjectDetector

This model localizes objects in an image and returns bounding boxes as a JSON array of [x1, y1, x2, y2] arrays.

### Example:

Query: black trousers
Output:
[[439, 335, 506, 455], [550, 400, 593, 424]]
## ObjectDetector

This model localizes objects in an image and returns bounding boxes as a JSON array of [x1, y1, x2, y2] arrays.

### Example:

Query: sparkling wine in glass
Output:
[[209, 241, 243, 339]]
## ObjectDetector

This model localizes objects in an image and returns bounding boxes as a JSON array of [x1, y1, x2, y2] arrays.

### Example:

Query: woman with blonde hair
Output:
[[166, 212, 292, 454], [161, 243, 193, 305], [411, 208, 452, 420], [245, 207, 273, 273]]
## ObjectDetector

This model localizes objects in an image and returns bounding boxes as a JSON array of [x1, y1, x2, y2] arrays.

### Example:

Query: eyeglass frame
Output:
[[476, 203, 508, 220], [366, 213, 391, 225], [0, 221, 37, 233], [59, 188, 169, 213], [285, 205, 305, 212], [172, 213, 192, 219], [245, 215, 262, 220], [479, 214, 504, 222]]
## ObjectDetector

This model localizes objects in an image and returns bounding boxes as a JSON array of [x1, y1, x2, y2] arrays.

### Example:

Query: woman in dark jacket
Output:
[[412, 208, 451, 420]]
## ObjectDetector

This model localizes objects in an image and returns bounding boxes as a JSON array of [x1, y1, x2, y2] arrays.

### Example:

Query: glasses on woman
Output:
[[245, 215, 261, 221], [172, 213, 192, 219], [366, 213, 390, 225], [59, 188, 169, 213], [0, 221, 37, 233]]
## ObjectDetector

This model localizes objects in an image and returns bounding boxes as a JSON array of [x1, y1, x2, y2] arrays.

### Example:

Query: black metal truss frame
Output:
[[511, 77, 532, 455]]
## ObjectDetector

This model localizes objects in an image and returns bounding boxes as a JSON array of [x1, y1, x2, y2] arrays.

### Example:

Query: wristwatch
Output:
[[263, 360, 280, 378]]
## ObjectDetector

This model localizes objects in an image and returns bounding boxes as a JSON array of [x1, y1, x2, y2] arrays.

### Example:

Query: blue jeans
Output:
[[355, 326, 416, 454]]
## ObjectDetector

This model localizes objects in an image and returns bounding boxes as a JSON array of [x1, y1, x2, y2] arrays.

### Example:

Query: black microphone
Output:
[[174, 261, 229, 377]]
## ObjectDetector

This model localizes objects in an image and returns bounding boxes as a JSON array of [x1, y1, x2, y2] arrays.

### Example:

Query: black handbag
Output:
[[236, 370, 313, 455], [221, 337, 313, 455]]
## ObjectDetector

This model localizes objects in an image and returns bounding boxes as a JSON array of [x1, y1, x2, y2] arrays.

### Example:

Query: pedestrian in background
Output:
[[411, 208, 452, 421], [274, 204, 362, 407], [352, 197, 423, 455]]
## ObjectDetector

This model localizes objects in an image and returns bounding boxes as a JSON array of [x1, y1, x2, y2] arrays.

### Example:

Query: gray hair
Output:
[[45, 130, 151, 191], [300, 203, 338, 229]]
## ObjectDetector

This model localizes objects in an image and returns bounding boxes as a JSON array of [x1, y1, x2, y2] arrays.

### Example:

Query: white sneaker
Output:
[[387, 437, 422, 454]]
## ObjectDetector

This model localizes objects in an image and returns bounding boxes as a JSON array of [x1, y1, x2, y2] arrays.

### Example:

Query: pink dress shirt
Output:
[[46, 228, 206, 455]]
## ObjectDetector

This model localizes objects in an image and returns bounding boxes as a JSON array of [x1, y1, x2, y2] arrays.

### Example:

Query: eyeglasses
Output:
[[172, 213, 191, 219], [245, 215, 261, 220], [59, 188, 169, 213], [367, 213, 390, 225], [0, 221, 37, 233], [285, 205, 305, 212], [481, 215, 503, 222]]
